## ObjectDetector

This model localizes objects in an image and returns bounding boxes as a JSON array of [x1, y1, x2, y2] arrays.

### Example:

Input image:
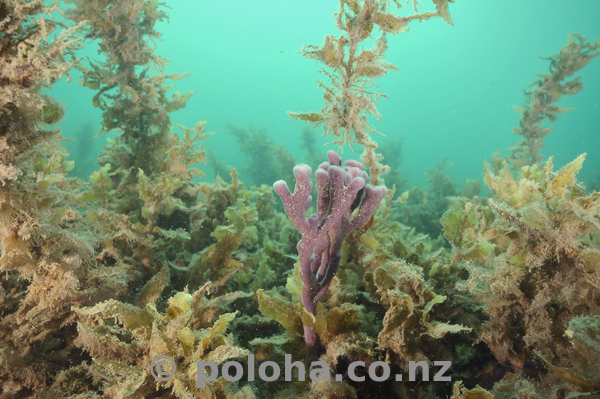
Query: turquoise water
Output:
[[52, 0, 600, 188]]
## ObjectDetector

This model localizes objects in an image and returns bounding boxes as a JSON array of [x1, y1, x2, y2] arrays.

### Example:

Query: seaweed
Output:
[[289, 0, 455, 184], [225, 123, 296, 188], [67, 284, 253, 399], [0, 1, 130, 395], [508, 34, 600, 168], [398, 159, 460, 239], [1, 0, 599, 398], [458, 154, 600, 395]]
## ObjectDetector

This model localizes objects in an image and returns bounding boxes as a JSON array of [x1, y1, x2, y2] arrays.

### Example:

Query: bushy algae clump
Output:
[[508, 34, 600, 168], [72, 284, 253, 399], [289, 0, 456, 185], [0, 1, 125, 394]]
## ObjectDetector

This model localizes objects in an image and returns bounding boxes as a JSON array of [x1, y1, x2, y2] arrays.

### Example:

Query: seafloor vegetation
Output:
[[1, 1, 599, 398]]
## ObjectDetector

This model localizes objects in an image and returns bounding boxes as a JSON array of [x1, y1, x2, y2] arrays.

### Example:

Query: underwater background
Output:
[[54, 0, 600, 187], [1, 0, 600, 398]]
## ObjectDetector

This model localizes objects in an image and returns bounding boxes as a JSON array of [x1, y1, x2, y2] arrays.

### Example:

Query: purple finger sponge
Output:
[[273, 150, 387, 363]]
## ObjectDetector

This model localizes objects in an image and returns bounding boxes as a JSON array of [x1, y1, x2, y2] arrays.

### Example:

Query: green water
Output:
[[53, 0, 600, 188]]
